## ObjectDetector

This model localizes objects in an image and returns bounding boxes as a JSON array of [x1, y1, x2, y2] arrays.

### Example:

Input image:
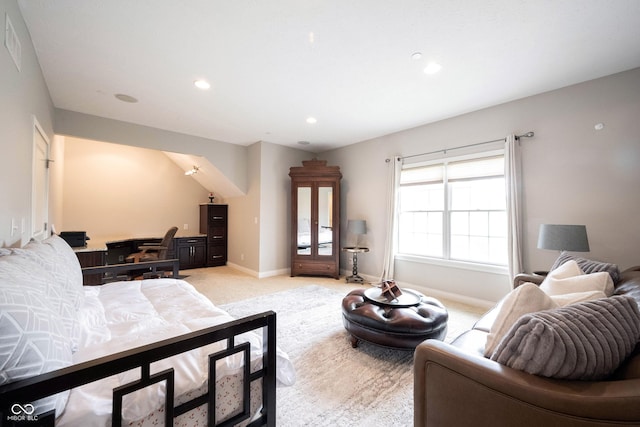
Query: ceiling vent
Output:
[[4, 14, 21, 71]]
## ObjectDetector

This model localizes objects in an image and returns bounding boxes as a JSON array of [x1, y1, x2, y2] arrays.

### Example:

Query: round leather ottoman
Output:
[[341, 288, 448, 349]]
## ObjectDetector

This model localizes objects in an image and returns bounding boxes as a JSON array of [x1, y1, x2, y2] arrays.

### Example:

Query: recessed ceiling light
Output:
[[114, 93, 138, 103], [306, 117, 317, 124], [424, 62, 442, 75], [194, 79, 211, 90], [411, 52, 422, 60]]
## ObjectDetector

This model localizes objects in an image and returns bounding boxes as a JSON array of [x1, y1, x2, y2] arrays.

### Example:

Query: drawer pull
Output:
[[187, 239, 199, 243], [212, 216, 224, 220], [213, 236, 223, 239], [212, 255, 223, 259]]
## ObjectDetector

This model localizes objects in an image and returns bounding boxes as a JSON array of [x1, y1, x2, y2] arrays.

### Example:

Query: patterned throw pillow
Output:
[[490, 295, 640, 380], [551, 251, 620, 283], [0, 277, 72, 415], [11, 238, 83, 351]]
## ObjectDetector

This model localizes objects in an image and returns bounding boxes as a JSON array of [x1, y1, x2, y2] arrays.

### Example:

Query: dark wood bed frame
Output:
[[0, 261, 277, 427]]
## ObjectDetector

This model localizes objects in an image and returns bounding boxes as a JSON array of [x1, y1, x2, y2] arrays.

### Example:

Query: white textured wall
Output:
[[0, 0, 55, 247], [325, 68, 640, 304]]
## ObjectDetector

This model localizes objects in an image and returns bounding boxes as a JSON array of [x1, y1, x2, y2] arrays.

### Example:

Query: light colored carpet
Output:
[[217, 283, 482, 427]]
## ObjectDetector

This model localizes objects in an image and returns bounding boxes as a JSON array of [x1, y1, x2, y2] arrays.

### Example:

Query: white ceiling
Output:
[[18, 0, 640, 152]]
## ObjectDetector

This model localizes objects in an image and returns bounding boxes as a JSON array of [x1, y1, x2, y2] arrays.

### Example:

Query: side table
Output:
[[342, 246, 369, 283]]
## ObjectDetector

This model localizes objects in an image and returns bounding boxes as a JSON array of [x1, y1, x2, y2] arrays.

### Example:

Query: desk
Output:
[[73, 235, 206, 284], [342, 246, 369, 283], [74, 243, 107, 285]]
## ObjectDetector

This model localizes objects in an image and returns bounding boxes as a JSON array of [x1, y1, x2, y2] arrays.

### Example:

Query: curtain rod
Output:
[[388, 131, 534, 162]]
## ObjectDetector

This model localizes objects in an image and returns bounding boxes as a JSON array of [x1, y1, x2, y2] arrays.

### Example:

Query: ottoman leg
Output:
[[350, 335, 360, 348]]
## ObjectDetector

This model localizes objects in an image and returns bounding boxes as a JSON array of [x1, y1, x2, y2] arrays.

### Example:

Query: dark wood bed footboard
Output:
[[0, 311, 277, 427], [81, 258, 181, 284]]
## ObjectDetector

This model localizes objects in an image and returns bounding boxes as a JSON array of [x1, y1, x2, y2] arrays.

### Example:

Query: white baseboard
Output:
[[395, 280, 495, 309], [226, 262, 290, 279], [225, 262, 258, 278], [258, 267, 290, 279], [229, 265, 494, 309], [339, 268, 494, 309]]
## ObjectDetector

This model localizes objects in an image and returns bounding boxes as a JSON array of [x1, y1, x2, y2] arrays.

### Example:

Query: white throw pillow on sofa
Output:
[[540, 259, 614, 297], [484, 283, 558, 357], [485, 260, 615, 359]]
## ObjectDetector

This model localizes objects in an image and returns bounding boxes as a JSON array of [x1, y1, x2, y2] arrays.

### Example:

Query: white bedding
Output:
[[57, 278, 295, 426]]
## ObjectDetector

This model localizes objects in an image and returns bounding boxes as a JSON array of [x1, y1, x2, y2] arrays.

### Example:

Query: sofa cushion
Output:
[[484, 283, 558, 357], [551, 251, 620, 283], [540, 260, 614, 298], [490, 295, 640, 380]]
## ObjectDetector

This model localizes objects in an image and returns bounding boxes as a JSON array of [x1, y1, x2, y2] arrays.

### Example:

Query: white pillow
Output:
[[550, 290, 607, 307], [42, 235, 84, 310], [484, 283, 558, 357], [0, 279, 72, 416], [12, 239, 83, 351], [540, 260, 614, 297]]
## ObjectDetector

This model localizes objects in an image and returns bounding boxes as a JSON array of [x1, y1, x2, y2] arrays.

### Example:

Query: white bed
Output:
[[58, 278, 295, 426], [0, 235, 294, 426]]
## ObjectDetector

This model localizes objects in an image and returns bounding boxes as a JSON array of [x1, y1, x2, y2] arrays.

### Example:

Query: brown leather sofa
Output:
[[414, 266, 640, 426]]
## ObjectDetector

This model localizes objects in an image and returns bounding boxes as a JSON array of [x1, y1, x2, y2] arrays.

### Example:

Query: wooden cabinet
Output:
[[289, 159, 341, 279], [174, 236, 206, 269], [200, 204, 228, 267]]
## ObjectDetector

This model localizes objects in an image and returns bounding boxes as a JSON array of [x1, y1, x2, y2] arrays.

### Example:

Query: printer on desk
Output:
[[59, 231, 90, 247]]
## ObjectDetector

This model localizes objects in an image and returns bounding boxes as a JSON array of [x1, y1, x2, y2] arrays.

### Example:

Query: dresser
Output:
[[289, 159, 341, 279], [200, 204, 228, 267]]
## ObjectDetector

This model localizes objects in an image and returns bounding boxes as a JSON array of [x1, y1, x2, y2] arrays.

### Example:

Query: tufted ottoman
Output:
[[341, 288, 448, 350]]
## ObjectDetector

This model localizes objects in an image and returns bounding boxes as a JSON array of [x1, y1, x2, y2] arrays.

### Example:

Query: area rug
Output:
[[220, 285, 420, 426]]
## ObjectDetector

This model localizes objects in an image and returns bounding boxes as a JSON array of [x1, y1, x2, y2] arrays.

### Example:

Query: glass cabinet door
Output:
[[317, 185, 333, 256], [297, 186, 311, 255]]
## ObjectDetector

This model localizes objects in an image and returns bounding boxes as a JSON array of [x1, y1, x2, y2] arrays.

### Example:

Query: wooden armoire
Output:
[[289, 159, 342, 279]]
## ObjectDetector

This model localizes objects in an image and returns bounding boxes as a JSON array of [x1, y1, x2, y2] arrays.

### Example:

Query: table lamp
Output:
[[347, 219, 367, 248], [537, 224, 590, 252]]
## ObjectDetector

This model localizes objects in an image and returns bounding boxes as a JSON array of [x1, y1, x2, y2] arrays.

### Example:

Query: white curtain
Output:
[[505, 134, 523, 283], [380, 156, 402, 281]]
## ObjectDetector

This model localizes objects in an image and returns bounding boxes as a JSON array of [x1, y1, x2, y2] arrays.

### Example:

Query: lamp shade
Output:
[[347, 219, 366, 235], [537, 224, 590, 252]]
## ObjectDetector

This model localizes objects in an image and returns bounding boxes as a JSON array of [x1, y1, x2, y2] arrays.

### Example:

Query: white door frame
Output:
[[32, 116, 50, 240]]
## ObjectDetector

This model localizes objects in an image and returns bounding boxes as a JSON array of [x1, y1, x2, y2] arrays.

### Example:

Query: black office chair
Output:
[[126, 226, 178, 263]]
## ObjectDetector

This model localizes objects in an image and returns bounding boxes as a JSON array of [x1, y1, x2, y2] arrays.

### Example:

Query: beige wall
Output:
[[258, 142, 310, 275], [61, 137, 210, 243], [226, 143, 262, 273], [325, 67, 640, 304], [226, 141, 310, 277]]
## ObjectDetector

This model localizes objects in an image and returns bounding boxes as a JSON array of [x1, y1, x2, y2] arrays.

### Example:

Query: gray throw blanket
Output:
[[490, 295, 640, 380]]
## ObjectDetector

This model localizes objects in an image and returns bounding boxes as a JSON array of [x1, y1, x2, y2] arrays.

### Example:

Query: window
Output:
[[397, 151, 507, 265]]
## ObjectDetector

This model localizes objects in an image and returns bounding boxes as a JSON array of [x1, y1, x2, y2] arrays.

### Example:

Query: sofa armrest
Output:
[[513, 272, 544, 288], [414, 340, 640, 426], [623, 265, 640, 273]]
